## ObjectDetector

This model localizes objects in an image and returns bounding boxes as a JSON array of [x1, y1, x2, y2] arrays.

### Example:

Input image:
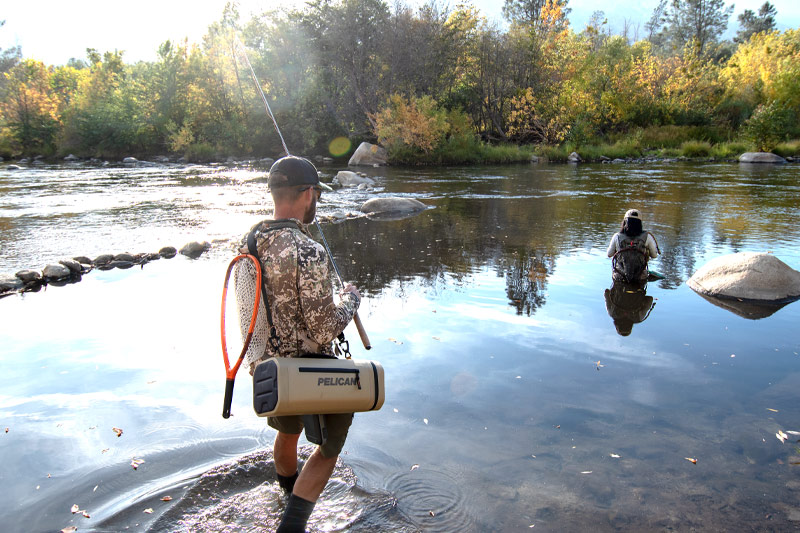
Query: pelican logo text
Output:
[[318, 376, 357, 386]]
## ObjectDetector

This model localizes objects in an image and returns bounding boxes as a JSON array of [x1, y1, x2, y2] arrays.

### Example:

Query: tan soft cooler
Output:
[[253, 356, 384, 417]]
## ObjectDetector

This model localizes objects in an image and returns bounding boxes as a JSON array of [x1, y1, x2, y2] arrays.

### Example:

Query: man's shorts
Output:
[[268, 412, 354, 458]]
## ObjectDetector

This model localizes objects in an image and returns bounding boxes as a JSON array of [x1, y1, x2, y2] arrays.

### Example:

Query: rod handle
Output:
[[222, 378, 235, 419], [354, 312, 371, 350]]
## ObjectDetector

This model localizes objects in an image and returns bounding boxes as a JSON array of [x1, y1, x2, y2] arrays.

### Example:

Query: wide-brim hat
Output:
[[268, 156, 333, 191]]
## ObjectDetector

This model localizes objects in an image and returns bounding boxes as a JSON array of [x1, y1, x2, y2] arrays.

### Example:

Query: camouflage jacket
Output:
[[242, 218, 360, 371]]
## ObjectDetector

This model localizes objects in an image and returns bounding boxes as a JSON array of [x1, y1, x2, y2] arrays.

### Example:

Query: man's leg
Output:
[[292, 448, 338, 501], [274, 431, 300, 493]]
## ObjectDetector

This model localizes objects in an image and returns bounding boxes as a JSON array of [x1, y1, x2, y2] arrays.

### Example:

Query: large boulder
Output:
[[687, 252, 800, 302], [567, 152, 582, 163], [360, 197, 427, 220], [739, 152, 787, 164], [348, 142, 388, 167], [334, 171, 376, 187]]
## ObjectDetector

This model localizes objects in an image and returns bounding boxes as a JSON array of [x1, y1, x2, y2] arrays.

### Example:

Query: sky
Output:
[[1, 0, 798, 66]]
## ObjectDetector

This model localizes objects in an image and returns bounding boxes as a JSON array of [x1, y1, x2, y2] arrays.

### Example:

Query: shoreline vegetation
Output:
[[1, 2, 799, 167]]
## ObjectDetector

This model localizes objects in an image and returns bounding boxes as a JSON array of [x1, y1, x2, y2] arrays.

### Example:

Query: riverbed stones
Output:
[[1, 274, 23, 293], [123, 157, 138, 164], [360, 197, 427, 217], [15, 269, 42, 283], [7, 165, 21, 170], [113, 253, 136, 263], [739, 152, 787, 164], [348, 142, 388, 166], [73, 256, 92, 266], [59, 259, 82, 274], [42, 263, 71, 282], [94, 254, 114, 266], [64, 154, 80, 162], [159, 246, 177, 258], [687, 252, 800, 302], [180, 241, 211, 258], [334, 171, 376, 187], [566, 151, 582, 163]]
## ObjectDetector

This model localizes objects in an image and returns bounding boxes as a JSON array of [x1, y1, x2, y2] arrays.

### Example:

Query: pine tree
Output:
[[734, 2, 777, 43]]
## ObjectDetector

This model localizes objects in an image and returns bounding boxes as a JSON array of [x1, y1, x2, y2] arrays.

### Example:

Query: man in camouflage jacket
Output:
[[250, 156, 360, 533]]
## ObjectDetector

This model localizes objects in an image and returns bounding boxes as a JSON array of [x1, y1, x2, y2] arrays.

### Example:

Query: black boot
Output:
[[276, 494, 315, 533]]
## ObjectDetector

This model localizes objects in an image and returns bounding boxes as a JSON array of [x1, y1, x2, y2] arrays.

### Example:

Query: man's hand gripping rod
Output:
[[314, 219, 371, 350]]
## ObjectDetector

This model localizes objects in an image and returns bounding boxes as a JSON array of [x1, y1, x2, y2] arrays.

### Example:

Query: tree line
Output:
[[0, 0, 797, 164]]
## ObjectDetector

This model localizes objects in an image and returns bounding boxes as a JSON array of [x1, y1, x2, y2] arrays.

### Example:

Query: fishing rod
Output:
[[234, 37, 371, 350]]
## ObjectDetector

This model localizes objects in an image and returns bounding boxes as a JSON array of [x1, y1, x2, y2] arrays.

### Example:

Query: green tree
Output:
[[0, 60, 61, 154], [735, 2, 777, 43], [649, 0, 734, 56]]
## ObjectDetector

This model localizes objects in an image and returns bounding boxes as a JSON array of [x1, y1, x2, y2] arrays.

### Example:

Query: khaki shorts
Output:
[[268, 412, 354, 458]]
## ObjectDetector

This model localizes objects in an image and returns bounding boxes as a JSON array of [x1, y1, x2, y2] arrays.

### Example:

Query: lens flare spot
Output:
[[329, 137, 352, 157]]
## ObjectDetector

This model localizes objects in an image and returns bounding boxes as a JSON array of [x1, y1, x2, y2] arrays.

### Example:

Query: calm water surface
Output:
[[1, 161, 800, 532]]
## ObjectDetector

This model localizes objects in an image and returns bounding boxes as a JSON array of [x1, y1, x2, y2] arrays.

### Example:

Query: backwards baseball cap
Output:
[[268, 156, 332, 191], [624, 209, 642, 221]]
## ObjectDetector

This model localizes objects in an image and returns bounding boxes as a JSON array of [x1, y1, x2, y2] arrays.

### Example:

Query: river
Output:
[[1, 160, 799, 532]]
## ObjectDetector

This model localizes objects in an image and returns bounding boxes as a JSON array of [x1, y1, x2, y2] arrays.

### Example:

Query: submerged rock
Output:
[[687, 252, 800, 302], [334, 171, 376, 187], [15, 269, 42, 283], [739, 152, 787, 164], [348, 142, 388, 167], [360, 197, 427, 220]]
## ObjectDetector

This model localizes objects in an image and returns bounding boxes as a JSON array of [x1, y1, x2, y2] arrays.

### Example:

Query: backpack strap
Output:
[[246, 219, 302, 351]]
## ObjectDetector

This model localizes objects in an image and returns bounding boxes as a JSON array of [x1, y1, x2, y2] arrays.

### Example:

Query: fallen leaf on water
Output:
[[48, 474, 52, 478], [4, 427, 8, 433], [147, 381, 157, 385], [610, 454, 621, 458], [777, 431, 788, 443], [432, 336, 440, 341], [144, 508, 153, 514], [423, 418, 429, 425], [730, 354, 736, 358], [581, 471, 592, 474], [71, 504, 80, 514], [61, 527, 77, 533], [410, 464, 419, 471], [393, 408, 399, 413], [131, 458, 145, 470], [112, 427, 123, 437], [555, 425, 561, 429], [161, 496, 172, 502], [595, 361, 604, 369], [685, 457, 697, 464], [429, 510, 435, 517], [82, 511, 90, 518], [101, 448, 109, 454], [767, 408, 779, 413]]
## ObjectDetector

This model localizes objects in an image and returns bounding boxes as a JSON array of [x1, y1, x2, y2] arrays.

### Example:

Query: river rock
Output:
[[348, 142, 388, 167], [114, 253, 136, 263], [1, 275, 23, 293], [123, 157, 138, 164], [94, 254, 114, 266], [687, 252, 800, 302], [180, 241, 211, 258], [15, 269, 42, 283], [334, 171, 376, 187], [59, 259, 82, 274], [567, 152, 582, 163], [360, 197, 427, 217], [73, 256, 92, 265], [159, 246, 177, 258], [63, 154, 80, 162], [7, 165, 21, 170], [739, 152, 787, 164], [42, 264, 71, 282]]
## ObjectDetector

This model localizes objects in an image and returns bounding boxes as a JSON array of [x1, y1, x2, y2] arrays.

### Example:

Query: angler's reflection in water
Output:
[[604, 280, 656, 336]]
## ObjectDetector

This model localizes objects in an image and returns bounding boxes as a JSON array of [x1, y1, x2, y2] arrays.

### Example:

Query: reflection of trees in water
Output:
[[499, 250, 555, 316]]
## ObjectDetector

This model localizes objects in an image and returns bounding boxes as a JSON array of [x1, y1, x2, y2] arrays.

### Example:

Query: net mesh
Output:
[[231, 257, 269, 367]]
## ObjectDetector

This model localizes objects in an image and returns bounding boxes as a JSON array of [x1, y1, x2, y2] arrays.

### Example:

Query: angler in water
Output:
[[244, 156, 361, 532], [607, 209, 660, 284]]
